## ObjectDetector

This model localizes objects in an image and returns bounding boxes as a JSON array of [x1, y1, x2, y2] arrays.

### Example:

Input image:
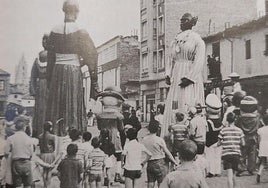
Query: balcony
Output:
[[207, 55, 222, 80]]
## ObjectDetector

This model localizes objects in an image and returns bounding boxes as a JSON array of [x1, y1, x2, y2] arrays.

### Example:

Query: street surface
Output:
[[34, 124, 268, 188]]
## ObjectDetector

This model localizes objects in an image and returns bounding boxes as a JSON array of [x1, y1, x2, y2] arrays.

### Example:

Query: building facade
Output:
[[204, 15, 268, 110], [0, 69, 10, 117], [140, 0, 261, 122], [83, 35, 140, 111]]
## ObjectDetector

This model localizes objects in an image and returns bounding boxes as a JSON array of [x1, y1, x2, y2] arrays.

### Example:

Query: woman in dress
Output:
[[46, 0, 98, 135], [30, 34, 49, 137], [161, 13, 206, 138]]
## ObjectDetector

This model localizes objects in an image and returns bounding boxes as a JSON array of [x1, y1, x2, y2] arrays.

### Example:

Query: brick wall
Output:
[[118, 41, 140, 89]]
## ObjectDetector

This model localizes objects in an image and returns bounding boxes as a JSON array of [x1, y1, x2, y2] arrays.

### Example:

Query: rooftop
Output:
[[203, 14, 268, 43]]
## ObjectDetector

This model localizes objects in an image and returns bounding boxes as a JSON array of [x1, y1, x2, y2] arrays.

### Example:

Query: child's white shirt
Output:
[[123, 139, 151, 170]]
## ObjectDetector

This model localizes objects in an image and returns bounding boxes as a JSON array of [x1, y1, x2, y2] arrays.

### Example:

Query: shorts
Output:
[[88, 173, 102, 183], [12, 159, 32, 187], [147, 158, 167, 184], [195, 142, 205, 155], [173, 140, 183, 155], [123, 169, 142, 180], [222, 155, 240, 171]]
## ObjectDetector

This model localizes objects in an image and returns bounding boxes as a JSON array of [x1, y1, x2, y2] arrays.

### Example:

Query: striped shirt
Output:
[[170, 123, 188, 141], [88, 148, 106, 174], [218, 125, 244, 156]]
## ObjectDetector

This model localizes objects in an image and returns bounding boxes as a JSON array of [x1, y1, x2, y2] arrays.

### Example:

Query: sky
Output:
[[0, 0, 140, 82]]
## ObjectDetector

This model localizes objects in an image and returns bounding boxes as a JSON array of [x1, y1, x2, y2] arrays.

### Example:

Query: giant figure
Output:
[[30, 34, 49, 137], [161, 13, 205, 137], [96, 86, 125, 183], [46, 0, 98, 135]]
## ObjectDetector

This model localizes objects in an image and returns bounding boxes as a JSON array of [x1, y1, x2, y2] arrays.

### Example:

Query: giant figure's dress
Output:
[[161, 30, 205, 137], [46, 22, 97, 135], [30, 58, 48, 137]]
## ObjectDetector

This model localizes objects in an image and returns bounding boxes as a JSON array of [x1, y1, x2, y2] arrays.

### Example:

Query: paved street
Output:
[[34, 125, 268, 188]]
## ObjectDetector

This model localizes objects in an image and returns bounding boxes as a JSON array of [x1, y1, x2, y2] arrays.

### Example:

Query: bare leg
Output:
[[96, 181, 102, 188], [89, 181, 96, 188], [133, 178, 140, 188], [125, 177, 133, 188], [233, 171, 236, 188], [227, 169, 234, 188], [147, 182, 155, 188]]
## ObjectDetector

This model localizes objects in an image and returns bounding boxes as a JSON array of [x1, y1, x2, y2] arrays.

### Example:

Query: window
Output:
[[158, 50, 164, 69], [158, 17, 164, 35], [141, 21, 148, 39], [153, 52, 157, 72], [141, 0, 146, 9], [142, 53, 148, 72], [0, 101, 3, 111], [266, 0, 268, 15], [0, 81, 4, 91], [153, 19, 157, 36], [265, 35, 268, 55], [212, 42, 220, 59], [245, 40, 251, 59], [160, 88, 164, 102]]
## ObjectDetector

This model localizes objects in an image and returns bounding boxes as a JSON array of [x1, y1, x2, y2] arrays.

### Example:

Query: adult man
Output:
[[5, 116, 34, 188]]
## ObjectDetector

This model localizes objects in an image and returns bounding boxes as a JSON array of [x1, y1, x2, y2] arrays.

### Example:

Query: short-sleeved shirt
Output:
[[257, 126, 268, 157], [123, 139, 151, 170], [142, 134, 166, 160], [170, 123, 188, 141], [71, 140, 88, 167], [189, 115, 207, 143], [6, 131, 33, 160], [160, 164, 208, 188], [218, 124, 244, 156], [57, 157, 83, 188], [88, 148, 106, 174]]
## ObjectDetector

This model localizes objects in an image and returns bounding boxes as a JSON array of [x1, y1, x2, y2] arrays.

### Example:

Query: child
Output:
[[143, 120, 177, 188], [57, 144, 83, 188], [31, 138, 54, 188], [218, 112, 245, 188], [82, 132, 93, 188], [99, 129, 116, 187], [256, 114, 268, 183], [122, 128, 152, 188], [88, 137, 106, 188], [170, 112, 189, 158], [160, 140, 208, 188]]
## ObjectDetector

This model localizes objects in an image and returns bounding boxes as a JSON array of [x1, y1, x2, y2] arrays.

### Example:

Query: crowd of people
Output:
[[1, 90, 267, 188]]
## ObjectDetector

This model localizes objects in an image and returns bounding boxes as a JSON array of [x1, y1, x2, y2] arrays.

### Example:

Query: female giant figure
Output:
[[46, 0, 98, 136], [30, 34, 49, 137], [161, 13, 205, 138]]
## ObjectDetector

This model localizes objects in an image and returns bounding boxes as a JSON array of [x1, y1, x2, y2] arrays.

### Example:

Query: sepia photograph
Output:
[[0, 0, 268, 187]]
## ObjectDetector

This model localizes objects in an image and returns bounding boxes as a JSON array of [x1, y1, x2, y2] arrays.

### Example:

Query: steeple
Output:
[[14, 54, 29, 94]]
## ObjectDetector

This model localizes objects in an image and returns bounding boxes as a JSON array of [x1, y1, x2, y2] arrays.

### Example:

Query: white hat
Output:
[[206, 94, 222, 116]]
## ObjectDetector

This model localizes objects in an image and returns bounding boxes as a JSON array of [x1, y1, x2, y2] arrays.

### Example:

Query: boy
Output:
[[143, 120, 177, 188], [122, 128, 152, 188], [256, 114, 268, 183], [57, 144, 83, 188], [82, 131, 93, 188], [160, 140, 208, 188], [88, 137, 106, 188], [170, 112, 189, 157], [218, 112, 245, 188]]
